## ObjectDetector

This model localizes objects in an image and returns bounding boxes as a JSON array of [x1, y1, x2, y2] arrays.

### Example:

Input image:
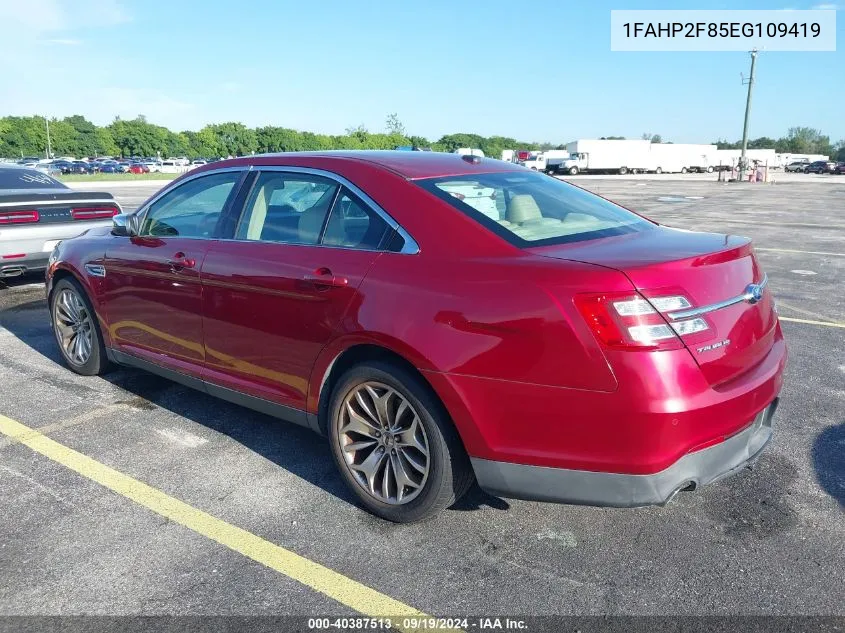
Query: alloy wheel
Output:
[[53, 288, 93, 366], [337, 382, 430, 505]]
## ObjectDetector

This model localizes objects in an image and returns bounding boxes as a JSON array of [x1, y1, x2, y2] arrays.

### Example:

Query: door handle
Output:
[[303, 267, 348, 288], [167, 252, 196, 270]]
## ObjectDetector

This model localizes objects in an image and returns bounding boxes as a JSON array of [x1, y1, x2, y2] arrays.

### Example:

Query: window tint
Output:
[[322, 188, 391, 250], [417, 171, 654, 246], [0, 167, 67, 190], [141, 172, 240, 238], [236, 172, 338, 245]]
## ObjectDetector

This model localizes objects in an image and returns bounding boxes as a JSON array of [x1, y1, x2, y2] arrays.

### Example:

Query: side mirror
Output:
[[112, 213, 139, 237]]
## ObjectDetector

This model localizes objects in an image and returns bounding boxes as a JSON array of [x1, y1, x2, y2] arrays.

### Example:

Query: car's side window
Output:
[[322, 188, 392, 250], [140, 172, 241, 238], [236, 172, 339, 245]]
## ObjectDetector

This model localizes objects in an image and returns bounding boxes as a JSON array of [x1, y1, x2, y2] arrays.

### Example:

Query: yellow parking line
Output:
[[779, 316, 845, 328], [756, 247, 845, 257], [0, 413, 445, 632]]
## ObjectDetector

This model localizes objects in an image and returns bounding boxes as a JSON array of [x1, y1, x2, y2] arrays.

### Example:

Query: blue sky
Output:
[[0, 0, 841, 144]]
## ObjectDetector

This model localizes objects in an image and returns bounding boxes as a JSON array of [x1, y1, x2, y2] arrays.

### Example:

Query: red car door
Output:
[[200, 169, 399, 416], [102, 170, 245, 378]]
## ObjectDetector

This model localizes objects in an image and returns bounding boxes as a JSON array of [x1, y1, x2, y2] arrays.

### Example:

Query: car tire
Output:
[[706, 166, 714, 173], [681, 167, 688, 174], [327, 360, 474, 523], [618, 167, 628, 175], [50, 277, 111, 376], [568, 166, 579, 175], [655, 167, 663, 174]]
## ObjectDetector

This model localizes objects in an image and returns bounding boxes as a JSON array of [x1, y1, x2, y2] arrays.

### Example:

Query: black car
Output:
[[70, 161, 94, 174], [50, 160, 74, 174], [834, 162, 845, 175], [804, 160, 836, 174]]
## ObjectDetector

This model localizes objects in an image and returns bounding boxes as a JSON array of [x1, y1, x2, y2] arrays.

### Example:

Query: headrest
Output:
[[506, 194, 542, 223]]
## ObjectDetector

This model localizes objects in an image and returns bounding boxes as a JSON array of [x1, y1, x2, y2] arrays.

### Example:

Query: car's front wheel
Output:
[[51, 277, 110, 376], [328, 361, 473, 522]]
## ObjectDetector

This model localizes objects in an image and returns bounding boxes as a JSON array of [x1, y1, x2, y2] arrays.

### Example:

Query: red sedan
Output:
[[45, 152, 786, 522]]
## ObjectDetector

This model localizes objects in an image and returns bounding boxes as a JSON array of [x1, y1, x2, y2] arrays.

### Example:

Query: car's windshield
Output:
[[417, 171, 654, 246], [0, 167, 67, 190]]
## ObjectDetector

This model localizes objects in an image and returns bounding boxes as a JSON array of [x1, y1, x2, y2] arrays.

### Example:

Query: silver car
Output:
[[0, 166, 121, 278]]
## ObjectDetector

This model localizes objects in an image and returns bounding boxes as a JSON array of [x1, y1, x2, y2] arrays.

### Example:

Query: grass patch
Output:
[[57, 172, 181, 182]]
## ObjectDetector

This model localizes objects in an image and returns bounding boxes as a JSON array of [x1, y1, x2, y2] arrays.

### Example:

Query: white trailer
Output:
[[714, 149, 777, 170], [648, 144, 689, 173], [561, 140, 652, 175], [775, 153, 829, 168]]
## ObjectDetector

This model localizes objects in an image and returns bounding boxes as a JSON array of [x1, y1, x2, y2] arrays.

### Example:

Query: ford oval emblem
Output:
[[745, 283, 764, 304]]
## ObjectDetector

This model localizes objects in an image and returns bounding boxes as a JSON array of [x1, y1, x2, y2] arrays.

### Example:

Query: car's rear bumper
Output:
[[472, 398, 778, 507], [0, 253, 49, 277]]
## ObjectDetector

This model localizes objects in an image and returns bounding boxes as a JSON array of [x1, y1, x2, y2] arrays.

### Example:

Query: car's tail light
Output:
[[575, 292, 708, 351], [71, 207, 119, 220], [0, 209, 39, 224]]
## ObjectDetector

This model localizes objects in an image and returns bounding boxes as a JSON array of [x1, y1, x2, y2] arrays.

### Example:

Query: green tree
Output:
[[203, 122, 258, 157], [834, 139, 845, 162], [385, 113, 405, 136], [0, 116, 49, 157]]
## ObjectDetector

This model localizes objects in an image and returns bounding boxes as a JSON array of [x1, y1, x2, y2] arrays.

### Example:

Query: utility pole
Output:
[[738, 49, 758, 182], [45, 116, 53, 159]]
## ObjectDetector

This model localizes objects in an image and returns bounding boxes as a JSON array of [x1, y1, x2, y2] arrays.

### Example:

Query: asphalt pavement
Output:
[[1, 174, 843, 622]]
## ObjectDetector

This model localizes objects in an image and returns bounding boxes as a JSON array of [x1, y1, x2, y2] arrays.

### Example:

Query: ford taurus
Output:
[[45, 151, 786, 522]]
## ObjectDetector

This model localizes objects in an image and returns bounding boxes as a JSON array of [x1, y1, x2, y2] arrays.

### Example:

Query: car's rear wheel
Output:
[[51, 277, 110, 376], [328, 361, 473, 522]]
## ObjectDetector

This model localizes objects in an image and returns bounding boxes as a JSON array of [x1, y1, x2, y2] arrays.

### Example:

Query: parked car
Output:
[[0, 165, 120, 278], [34, 163, 63, 177], [50, 160, 74, 174], [804, 160, 836, 174], [69, 161, 94, 175], [833, 162, 845, 175], [45, 152, 786, 522], [98, 164, 122, 174], [784, 161, 809, 173], [128, 163, 150, 174]]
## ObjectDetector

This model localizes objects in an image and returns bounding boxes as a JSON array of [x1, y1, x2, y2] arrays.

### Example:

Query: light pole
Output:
[[45, 116, 53, 159], [738, 49, 758, 182]]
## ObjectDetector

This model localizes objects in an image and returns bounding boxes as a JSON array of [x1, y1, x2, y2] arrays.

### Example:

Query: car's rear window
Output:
[[416, 171, 654, 246], [0, 167, 67, 190]]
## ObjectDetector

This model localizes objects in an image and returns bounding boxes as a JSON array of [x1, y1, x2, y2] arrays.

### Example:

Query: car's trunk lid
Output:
[[0, 191, 120, 225], [529, 226, 778, 385]]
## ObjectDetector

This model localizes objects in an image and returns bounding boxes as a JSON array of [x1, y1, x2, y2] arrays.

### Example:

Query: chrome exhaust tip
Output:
[[664, 481, 697, 505], [0, 266, 25, 278]]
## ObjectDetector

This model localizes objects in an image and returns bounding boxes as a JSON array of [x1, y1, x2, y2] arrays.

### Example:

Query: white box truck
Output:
[[560, 140, 652, 175], [648, 144, 689, 174], [520, 150, 571, 173], [648, 144, 718, 173]]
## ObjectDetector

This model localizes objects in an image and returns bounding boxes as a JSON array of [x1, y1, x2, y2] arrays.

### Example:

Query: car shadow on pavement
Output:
[[812, 422, 845, 509], [0, 272, 43, 290], [0, 297, 508, 518]]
